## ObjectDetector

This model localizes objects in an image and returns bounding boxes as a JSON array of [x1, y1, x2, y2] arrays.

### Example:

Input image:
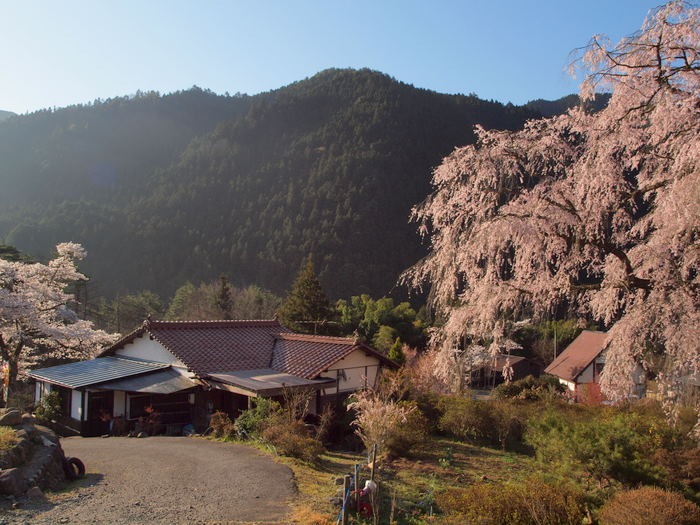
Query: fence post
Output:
[[341, 474, 351, 525]]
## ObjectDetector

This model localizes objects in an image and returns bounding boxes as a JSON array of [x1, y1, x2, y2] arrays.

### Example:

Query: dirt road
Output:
[[0, 436, 295, 524]]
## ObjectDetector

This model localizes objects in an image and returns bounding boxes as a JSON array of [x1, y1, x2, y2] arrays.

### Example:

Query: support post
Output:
[[341, 474, 351, 525], [370, 443, 377, 482]]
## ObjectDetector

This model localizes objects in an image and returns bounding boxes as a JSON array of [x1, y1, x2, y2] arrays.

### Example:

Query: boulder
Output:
[[0, 468, 27, 495], [0, 409, 22, 427]]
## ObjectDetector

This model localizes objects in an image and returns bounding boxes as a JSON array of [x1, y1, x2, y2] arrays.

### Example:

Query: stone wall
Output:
[[0, 409, 68, 496]]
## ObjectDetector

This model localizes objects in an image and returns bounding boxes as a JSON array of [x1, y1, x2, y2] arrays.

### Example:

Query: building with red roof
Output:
[[29, 319, 395, 436], [545, 330, 645, 403]]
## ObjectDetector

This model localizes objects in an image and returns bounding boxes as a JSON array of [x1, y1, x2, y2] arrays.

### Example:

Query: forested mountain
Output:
[[525, 93, 611, 118], [0, 110, 15, 122], [0, 69, 541, 301]]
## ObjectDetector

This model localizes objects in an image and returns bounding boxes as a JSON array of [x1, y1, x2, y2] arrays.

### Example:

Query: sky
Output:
[[1, 0, 664, 114]]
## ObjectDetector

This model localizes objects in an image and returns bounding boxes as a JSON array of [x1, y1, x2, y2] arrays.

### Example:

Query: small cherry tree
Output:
[[405, 2, 699, 421], [0, 243, 118, 397]]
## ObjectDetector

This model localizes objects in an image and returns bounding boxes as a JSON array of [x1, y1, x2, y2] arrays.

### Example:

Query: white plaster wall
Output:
[[324, 349, 382, 394], [559, 378, 576, 392], [71, 390, 83, 420], [113, 391, 126, 417], [115, 336, 186, 367]]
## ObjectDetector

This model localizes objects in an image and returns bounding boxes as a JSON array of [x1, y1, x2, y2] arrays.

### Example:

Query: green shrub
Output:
[[209, 411, 236, 439], [435, 476, 585, 525], [262, 420, 324, 462], [233, 397, 282, 439], [34, 391, 62, 422], [438, 396, 524, 449], [525, 408, 668, 489], [490, 399, 526, 449], [493, 375, 564, 401], [598, 486, 700, 525], [438, 395, 493, 442], [384, 401, 429, 458]]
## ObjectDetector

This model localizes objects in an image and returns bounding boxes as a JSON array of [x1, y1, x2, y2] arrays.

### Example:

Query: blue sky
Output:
[[1, 1, 662, 114]]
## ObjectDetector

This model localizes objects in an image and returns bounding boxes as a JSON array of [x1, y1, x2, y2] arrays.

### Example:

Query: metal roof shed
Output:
[[27, 357, 170, 389]]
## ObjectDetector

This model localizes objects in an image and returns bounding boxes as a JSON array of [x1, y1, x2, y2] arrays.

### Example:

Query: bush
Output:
[[438, 395, 493, 442], [598, 486, 700, 525], [493, 375, 564, 401], [525, 408, 668, 489], [34, 391, 62, 422], [384, 401, 429, 458], [209, 411, 236, 439], [435, 476, 585, 525], [233, 397, 282, 439], [347, 388, 419, 459], [262, 420, 324, 462], [438, 396, 524, 449]]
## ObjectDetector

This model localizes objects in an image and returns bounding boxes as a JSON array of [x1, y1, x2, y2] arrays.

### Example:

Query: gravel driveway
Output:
[[0, 436, 295, 524]]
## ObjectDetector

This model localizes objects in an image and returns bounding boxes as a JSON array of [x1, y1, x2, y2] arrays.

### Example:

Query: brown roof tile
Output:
[[271, 333, 360, 379], [544, 330, 608, 383], [102, 319, 394, 380], [102, 319, 291, 375]]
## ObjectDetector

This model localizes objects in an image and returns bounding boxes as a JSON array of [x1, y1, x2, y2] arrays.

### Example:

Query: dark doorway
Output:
[[84, 391, 114, 437]]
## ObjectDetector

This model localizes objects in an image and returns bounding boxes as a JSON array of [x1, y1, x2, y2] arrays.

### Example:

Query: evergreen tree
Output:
[[215, 274, 233, 319], [278, 257, 333, 334]]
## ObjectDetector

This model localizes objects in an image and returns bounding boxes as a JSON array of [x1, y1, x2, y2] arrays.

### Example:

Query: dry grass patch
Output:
[[0, 427, 19, 450]]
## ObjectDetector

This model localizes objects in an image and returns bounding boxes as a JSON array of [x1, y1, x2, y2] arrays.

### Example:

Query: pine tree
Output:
[[215, 275, 233, 320], [278, 257, 333, 334]]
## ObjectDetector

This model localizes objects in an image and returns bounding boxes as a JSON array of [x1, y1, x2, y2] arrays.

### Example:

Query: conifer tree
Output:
[[215, 275, 233, 320], [278, 257, 333, 334]]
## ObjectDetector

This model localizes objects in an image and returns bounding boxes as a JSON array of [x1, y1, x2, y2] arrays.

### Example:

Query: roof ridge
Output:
[[275, 333, 357, 344], [148, 319, 281, 328]]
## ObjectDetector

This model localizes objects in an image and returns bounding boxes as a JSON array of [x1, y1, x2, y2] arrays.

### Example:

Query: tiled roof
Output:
[[544, 330, 608, 383], [101, 319, 393, 381], [27, 357, 169, 389], [271, 333, 393, 379], [103, 319, 291, 375]]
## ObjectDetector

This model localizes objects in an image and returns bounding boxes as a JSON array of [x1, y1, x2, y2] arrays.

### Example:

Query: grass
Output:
[[0, 426, 20, 450], [259, 435, 534, 524]]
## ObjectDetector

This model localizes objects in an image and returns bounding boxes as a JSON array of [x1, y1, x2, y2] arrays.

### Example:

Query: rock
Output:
[[25, 486, 43, 498], [0, 409, 22, 427], [0, 468, 27, 495]]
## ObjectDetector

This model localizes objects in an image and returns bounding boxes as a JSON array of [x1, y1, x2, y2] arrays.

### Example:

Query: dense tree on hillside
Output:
[[0, 243, 117, 396], [278, 257, 334, 334], [336, 294, 426, 350], [0, 69, 538, 300], [405, 2, 699, 422], [163, 280, 281, 321]]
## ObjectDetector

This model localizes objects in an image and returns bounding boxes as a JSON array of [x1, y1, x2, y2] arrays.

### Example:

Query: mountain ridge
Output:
[[0, 68, 584, 301]]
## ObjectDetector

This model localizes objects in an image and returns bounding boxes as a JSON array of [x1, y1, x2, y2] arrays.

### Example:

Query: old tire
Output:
[[63, 456, 86, 480]]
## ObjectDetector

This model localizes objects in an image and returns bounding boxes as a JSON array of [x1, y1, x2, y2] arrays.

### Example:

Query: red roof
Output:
[[101, 320, 394, 379], [271, 333, 364, 379], [544, 330, 608, 383], [102, 319, 291, 375]]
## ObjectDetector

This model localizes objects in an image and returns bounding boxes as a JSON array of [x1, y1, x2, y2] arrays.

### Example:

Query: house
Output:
[[544, 330, 645, 403], [28, 319, 394, 436], [468, 353, 539, 389]]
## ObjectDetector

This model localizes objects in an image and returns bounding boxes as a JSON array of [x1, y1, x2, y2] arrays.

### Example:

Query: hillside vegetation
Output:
[[0, 69, 566, 300]]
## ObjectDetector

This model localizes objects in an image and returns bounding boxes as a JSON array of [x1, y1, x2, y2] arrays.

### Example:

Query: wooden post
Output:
[[354, 464, 360, 514], [370, 443, 378, 482], [341, 474, 351, 525]]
